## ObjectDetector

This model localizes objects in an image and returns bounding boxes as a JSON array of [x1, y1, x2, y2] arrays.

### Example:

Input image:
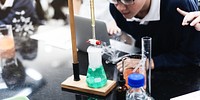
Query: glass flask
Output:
[[86, 46, 107, 88]]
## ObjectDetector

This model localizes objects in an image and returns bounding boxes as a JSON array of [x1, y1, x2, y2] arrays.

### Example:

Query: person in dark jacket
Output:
[[109, 0, 200, 69]]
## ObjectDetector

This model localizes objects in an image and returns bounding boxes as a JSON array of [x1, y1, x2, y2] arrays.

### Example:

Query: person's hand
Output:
[[116, 57, 141, 72], [117, 57, 142, 88], [106, 20, 121, 35], [177, 8, 200, 31]]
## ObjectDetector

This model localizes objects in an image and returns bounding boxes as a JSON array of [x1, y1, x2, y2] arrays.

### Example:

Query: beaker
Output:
[[0, 25, 15, 72], [0, 25, 25, 89], [86, 46, 107, 88]]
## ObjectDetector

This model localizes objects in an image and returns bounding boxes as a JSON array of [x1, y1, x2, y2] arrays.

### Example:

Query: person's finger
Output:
[[107, 28, 114, 35], [116, 57, 131, 70], [195, 23, 200, 31], [108, 27, 121, 35], [117, 63, 125, 72], [193, 22, 200, 31], [116, 28, 121, 33], [181, 11, 200, 26], [182, 13, 196, 26], [116, 60, 125, 70], [177, 8, 188, 16], [116, 58, 141, 72], [176, 8, 191, 25], [116, 61, 122, 70], [108, 28, 117, 35], [190, 15, 200, 26], [119, 67, 123, 72]]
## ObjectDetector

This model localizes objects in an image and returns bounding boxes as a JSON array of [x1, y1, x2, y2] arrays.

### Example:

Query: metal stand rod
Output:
[[73, 63, 80, 81], [68, 0, 80, 81], [90, 0, 96, 39]]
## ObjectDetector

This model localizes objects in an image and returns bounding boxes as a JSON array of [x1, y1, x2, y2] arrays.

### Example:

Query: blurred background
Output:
[[34, 0, 69, 25]]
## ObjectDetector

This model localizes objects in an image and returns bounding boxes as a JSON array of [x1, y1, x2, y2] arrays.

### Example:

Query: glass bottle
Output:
[[126, 73, 151, 100], [86, 46, 107, 88], [116, 57, 128, 100], [116, 72, 128, 100]]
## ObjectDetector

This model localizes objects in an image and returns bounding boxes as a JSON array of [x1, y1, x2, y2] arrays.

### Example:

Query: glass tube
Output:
[[141, 36, 152, 95]]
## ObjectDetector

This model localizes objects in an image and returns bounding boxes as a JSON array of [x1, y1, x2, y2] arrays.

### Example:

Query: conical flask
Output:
[[86, 46, 107, 88]]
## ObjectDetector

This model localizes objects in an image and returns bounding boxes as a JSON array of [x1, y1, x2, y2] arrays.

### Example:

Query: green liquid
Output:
[[86, 65, 107, 88]]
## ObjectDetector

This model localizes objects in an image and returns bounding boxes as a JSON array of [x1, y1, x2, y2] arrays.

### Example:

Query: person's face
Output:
[[114, 0, 150, 19]]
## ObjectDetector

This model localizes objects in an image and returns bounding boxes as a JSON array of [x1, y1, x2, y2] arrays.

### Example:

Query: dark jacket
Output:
[[110, 0, 200, 68]]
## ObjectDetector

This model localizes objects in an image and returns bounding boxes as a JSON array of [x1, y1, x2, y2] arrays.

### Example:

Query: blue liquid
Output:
[[86, 65, 107, 88]]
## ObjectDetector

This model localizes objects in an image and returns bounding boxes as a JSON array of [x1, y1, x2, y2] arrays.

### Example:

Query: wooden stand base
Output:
[[61, 75, 116, 96]]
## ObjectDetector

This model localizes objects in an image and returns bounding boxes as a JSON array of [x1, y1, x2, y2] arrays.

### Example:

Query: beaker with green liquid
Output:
[[86, 46, 107, 88]]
